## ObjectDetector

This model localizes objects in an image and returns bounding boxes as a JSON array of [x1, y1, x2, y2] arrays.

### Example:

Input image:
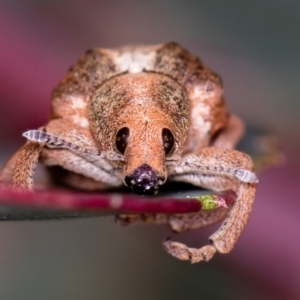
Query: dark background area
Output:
[[0, 1, 299, 299]]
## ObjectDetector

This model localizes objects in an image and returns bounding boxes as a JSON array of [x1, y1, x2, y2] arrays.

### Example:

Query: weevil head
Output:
[[89, 72, 189, 195]]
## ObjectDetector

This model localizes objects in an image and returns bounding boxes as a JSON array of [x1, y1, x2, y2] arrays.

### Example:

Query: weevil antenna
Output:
[[23, 130, 99, 154]]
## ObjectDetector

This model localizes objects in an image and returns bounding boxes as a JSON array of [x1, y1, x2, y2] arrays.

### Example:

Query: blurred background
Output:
[[0, 0, 299, 299]]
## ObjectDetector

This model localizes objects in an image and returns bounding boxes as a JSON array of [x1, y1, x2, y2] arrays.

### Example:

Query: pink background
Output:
[[0, 1, 299, 299]]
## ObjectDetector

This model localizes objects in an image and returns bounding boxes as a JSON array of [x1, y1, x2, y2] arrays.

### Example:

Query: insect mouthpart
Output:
[[124, 164, 165, 195]]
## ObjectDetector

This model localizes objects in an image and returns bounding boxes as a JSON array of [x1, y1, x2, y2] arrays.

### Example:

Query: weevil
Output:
[[0, 42, 258, 263]]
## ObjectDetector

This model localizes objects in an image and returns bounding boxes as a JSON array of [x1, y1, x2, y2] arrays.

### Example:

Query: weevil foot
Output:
[[163, 238, 216, 263]]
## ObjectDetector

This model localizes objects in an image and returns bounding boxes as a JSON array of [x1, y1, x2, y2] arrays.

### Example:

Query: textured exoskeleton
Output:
[[0, 42, 258, 263]]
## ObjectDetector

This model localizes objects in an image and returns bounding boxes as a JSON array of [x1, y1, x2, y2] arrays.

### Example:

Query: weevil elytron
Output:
[[0, 42, 258, 263]]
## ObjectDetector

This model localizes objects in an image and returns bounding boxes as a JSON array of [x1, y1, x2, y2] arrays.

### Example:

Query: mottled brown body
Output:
[[0, 42, 258, 263]]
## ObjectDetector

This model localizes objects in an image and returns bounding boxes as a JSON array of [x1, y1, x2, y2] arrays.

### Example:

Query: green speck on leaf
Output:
[[188, 194, 219, 210]]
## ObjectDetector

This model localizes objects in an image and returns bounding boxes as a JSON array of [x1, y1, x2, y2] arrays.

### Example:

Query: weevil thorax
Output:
[[88, 72, 189, 194]]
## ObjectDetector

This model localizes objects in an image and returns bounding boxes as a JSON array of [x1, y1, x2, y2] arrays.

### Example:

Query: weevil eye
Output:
[[116, 127, 130, 154], [162, 128, 174, 155]]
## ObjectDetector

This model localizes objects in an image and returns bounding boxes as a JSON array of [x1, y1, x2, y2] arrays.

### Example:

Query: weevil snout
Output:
[[89, 71, 190, 195], [124, 163, 165, 195]]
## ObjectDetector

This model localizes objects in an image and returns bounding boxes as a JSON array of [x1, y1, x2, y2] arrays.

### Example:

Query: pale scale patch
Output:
[[69, 95, 87, 110], [187, 101, 212, 150], [113, 50, 155, 73], [69, 115, 89, 128]]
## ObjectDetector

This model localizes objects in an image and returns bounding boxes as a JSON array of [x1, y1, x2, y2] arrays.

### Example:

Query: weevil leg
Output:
[[163, 239, 217, 264], [39, 119, 123, 189], [6, 141, 44, 190], [0, 148, 22, 185], [116, 213, 169, 227], [168, 202, 231, 233], [42, 146, 122, 189], [116, 200, 230, 231], [0, 123, 47, 189], [0, 125, 47, 189], [1, 118, 123, 191], [46, 166, 112, 191], [164, 147, 257, 263]]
